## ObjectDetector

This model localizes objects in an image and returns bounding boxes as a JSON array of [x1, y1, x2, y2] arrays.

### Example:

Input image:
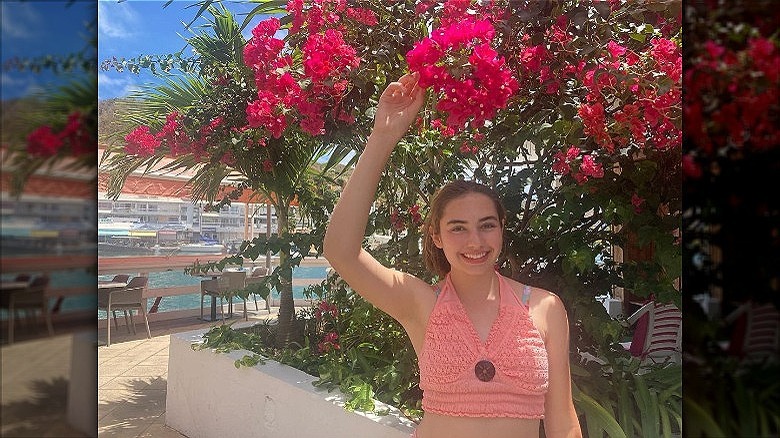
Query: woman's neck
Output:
[[449, 269, 499, 306]]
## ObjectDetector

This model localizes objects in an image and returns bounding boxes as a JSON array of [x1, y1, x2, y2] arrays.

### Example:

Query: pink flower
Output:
[[682, 154, 702, 179], [607, 40, 627, 59], [704, 40, 725, 59], [124, 125, 160, 156], [580, 154, 604, 178], [303, 29, 360, 83], [406, 18, 516, 131], [345, 7, 377, 26], [27, 126, 63, 156], [552, 151, 571, 175], [631, 193, 645, 213]]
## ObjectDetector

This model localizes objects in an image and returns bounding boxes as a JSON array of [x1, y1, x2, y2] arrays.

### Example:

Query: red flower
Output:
[[407, 18, 517, 131], [580, 154, 604, 179], [318, 331, 340, 353], [60, 111, 93, 156], [315, 301, 339, 320], [345, 7, 377, 26], [390, 208, 405, 232], [631, 193, 645, 213], [26, 126, 63, 157], [682, 154, 703, 180], [124, 125, 160, 156]]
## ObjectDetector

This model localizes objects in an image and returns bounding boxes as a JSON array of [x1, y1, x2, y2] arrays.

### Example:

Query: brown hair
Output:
[[422, 180, 506, 278]]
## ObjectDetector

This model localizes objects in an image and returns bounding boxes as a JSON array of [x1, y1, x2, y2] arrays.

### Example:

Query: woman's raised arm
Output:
[[323, 72, 432, 325]]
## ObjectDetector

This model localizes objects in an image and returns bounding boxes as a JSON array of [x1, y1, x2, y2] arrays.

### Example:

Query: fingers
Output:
[[383, 72, 421, 100], [398, 71, 420, 88]]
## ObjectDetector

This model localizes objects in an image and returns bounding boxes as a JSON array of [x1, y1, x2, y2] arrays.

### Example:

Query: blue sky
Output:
[[98, 0, 263, 100], [1, 0, 95, 100], [0, 0, 270, 101]]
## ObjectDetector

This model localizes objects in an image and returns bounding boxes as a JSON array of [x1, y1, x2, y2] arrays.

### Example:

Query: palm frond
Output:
[[118, 75, 209, 130], [239, 0, 290, 32]]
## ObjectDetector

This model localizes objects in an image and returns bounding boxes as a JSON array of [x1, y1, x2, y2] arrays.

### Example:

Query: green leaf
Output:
[[573, 384, 627, 438]]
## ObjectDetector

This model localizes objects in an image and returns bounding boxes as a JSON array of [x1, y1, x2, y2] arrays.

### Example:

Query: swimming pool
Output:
[[1, 263, 329, 320], [96, 265, 329, 317]]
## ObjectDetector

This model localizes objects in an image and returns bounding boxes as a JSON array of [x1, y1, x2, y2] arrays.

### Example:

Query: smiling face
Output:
[[431, 193, 503, 276]]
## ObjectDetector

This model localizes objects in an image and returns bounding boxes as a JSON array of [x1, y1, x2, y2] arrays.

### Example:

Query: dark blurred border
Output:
[[1, 1, 98, 437], [682, 0, 779, 436]]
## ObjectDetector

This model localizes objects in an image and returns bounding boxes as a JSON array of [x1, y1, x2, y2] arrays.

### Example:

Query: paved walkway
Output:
[[97, 306, 293, 437], [98, 335, 183, 438], [1, 333, 88, 437], [2, 304, 287, 437]]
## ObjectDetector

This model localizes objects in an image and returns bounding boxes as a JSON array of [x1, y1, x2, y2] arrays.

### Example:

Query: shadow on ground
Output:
[[0, 377, 87, 437], [98, 376, 172, 437]]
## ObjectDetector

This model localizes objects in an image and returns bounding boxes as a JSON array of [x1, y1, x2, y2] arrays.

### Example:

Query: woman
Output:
[[323, 72, 582, 438]]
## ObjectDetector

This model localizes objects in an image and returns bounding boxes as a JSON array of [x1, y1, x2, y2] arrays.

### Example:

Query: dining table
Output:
[[1, 281, 31, 309], [0, 281, 30, 291], [98, 281, 129, 290]]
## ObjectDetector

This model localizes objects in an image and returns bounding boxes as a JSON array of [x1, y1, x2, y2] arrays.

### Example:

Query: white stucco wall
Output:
[[166, 328, 416, 438]]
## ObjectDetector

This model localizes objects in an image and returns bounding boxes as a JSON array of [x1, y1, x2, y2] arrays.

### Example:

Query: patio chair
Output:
[[620, 301, 682, 365], [200, 275, 232, 322], [98, 276, 151, 347], [109, 274, 132, 331], [3, 275, 53, 344], [222, 271, 248, 320], [725, 301, 779, 363], [245, 267, 271, 313]]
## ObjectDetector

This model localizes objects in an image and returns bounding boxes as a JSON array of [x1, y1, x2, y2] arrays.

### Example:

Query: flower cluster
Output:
[[124, 112, 266, 169], [631, 193, 645, 214], [552, 146, 605, 186], [576, 37, 682, 153], [27, 111, 92, 157], [242, 1, 364, 138], [318, 331, 340, 353], [683, 34, 778, 178], [124, 126, 160, 157], [390, 204, 423, 232], [314, 300, 338, 320], [406, 18, 518, 131], [513, 16, 574, 96]]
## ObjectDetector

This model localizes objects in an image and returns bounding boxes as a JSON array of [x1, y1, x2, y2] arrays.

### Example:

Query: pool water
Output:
[[96, 265, 328, 317], [3, 264, 329, 319]]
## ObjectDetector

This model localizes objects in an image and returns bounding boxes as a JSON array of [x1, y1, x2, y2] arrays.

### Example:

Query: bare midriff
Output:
[[414, 412, 540, 438]]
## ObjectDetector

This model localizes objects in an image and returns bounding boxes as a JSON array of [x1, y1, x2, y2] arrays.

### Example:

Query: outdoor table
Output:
[[0, 281, 30, 291], [98, 281, 128, 290], [0, 281, 31, 309]]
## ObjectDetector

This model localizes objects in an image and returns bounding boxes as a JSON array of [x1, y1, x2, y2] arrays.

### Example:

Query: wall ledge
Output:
[[166, 325, 416, 438]]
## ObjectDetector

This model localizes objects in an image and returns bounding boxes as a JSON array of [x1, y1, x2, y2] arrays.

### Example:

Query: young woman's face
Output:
[[432, 192, 503, 275]]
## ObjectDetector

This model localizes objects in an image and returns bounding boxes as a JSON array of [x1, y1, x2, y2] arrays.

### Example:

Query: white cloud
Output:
[[98, 0, 138, 39], [0, 2, 42, 39], [98, 72, 141, 99], [1, 72, 29, 87]]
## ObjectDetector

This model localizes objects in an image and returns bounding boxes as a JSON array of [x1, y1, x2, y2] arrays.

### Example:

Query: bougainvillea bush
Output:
[[102, 0, 682, 435]]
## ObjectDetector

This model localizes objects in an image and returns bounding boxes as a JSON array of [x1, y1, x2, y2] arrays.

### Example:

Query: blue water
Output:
[[2, 265, 328, 319], [96, 265, 328, 317], [1, 269, 97, 316]]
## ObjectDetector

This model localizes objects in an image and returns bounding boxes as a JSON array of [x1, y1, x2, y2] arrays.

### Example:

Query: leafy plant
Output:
[[571, 355, 681, 438]]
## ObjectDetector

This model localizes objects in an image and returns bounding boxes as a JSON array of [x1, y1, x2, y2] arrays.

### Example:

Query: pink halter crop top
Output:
[[418, 273, 549, 418]]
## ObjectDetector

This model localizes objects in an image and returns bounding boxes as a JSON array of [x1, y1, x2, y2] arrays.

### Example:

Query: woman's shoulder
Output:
[[502, 275, 561, 308]]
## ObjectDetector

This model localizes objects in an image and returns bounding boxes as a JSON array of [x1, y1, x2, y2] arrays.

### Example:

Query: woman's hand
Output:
[[372, 72, 425, 143]]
